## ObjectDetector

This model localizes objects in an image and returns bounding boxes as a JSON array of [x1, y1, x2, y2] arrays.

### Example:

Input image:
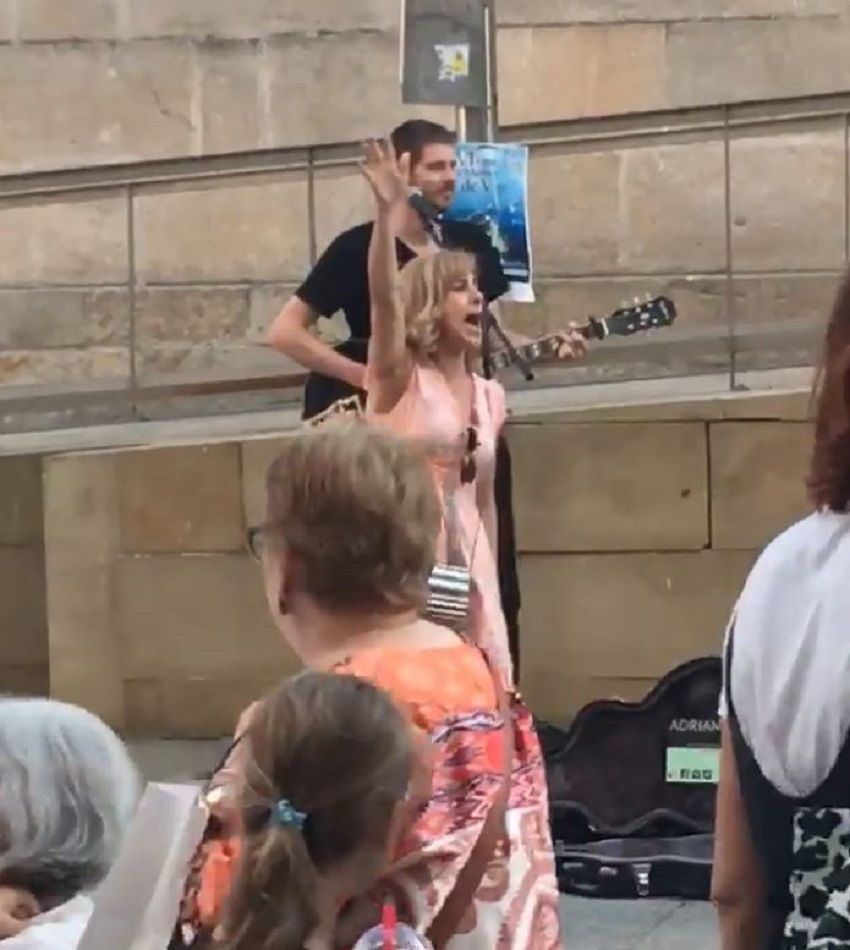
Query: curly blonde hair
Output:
[[399, 249, 476, 358]]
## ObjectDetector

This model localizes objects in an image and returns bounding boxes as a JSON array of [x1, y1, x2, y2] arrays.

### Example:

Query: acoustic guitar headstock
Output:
[[587, 296, 677, 340]]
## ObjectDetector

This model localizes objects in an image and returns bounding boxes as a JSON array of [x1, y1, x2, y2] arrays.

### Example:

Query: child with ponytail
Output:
[[217, 671, 428, 950]]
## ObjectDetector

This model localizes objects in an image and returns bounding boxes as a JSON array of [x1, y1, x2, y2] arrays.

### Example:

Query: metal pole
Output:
[[462, 0, 496, 144], [126, 183, 139, 418], [722, 104, 738, 392]]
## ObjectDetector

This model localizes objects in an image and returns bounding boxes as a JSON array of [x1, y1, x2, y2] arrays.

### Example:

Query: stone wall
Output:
[[1, 1, 847, 392], [14, 384, 811, 736], [0, 1, 847, 173], [1, 116, 845, 390], [0, 1, 849, 391]]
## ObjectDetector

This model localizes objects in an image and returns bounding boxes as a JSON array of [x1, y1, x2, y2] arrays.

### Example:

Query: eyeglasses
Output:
[[460, 426, 478, 485]]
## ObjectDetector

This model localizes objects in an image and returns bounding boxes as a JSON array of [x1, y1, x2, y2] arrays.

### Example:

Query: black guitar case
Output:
[[541, 656, 722, 899], [555, 834, 713, 900]]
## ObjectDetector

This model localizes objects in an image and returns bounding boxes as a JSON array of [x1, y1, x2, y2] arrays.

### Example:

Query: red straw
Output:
[[381, 900, 397, 950]]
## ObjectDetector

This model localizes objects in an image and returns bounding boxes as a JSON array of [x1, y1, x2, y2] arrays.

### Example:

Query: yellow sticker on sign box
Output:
[[435, 44, 470, 82]]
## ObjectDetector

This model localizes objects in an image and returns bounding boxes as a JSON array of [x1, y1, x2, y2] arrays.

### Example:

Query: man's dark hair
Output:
[[391, 120, 456, 165]]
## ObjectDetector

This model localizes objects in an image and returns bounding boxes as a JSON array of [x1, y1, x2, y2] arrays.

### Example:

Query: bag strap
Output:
[[426, 655, 512, 949]]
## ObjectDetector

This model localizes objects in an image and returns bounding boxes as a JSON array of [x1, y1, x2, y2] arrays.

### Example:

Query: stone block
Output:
[[198, 40, 262, 155], [247, 284, 297, 343], [128, 0, 397, 39], [265, 32, 451, 149], [528, 149, 621, 275], [0, 666, 50, 697], [509, 421, 708, 551], [125, 672, 298, 737], [136, 340, 289, 379], [667, 17, 850, 110], [241, 436, 292, 527], [0, 456, 43, 547], [0, 1, 15, 41], [19, 0, 116, 40], [727, 274, 839, 329], [117, 443, 244, 553], [115, 554, 286, 678], [731, 127, 846, 272], [0, 548, 47, 666], [498, 25, 666, 125], [0, 348, 131, 386], [0, 196, 127, 284], [519, 550, 755, 720], [134, 176, 310, 283], [711, 421, 812, 550], [498, 0, 842, 24], [134, 286, 250, 345], [0, 42, 194, 174], [249, 283, 351, 346], [43, 453, 125, 729], [620, 141, 726, 273], [313, 166, 374, 259], [0, 289, 128, 350]]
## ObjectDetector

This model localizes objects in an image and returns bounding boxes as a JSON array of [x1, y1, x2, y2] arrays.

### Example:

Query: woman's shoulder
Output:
[[743, 511, 850, 596], [732, 510, 850, 657], [336, 639, 496, 721]]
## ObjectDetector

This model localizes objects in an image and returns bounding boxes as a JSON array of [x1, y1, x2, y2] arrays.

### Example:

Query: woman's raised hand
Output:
[[360, 138, 411, 210]]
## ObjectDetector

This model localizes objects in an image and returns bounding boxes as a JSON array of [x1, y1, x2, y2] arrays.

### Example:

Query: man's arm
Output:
[[268, 296, 365, 389]]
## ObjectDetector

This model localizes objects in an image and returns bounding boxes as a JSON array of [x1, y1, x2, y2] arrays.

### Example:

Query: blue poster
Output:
[[445, 142, 533, 302]]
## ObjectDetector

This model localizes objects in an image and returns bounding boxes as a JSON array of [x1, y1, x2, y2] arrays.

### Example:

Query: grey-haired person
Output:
[[0, 698, 140, 949]]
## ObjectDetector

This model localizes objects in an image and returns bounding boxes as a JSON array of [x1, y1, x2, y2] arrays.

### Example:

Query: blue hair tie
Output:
[[270, 798, 307, 831]]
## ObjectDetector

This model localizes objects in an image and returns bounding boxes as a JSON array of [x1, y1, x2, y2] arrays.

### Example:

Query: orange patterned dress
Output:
[[176, 643, 561, 950], [335, 643, 562, 949]]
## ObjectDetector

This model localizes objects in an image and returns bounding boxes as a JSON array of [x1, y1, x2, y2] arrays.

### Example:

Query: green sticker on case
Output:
[[665, 747, 720, 784]]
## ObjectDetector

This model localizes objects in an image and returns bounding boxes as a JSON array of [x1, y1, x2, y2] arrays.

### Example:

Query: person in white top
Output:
[[0, 699, 140, 948], [712, 269, 850, 949]]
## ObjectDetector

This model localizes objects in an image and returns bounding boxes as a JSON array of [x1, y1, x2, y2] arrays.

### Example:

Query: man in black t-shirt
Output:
[[269, 119, 523, 673], [269, 120, 512, 417]]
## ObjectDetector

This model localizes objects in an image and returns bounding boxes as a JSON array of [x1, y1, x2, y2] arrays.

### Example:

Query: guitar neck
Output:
[[487, 325, 592, 372]]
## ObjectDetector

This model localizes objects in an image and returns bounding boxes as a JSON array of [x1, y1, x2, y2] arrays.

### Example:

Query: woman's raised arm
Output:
[[361, 139, 413, 413]]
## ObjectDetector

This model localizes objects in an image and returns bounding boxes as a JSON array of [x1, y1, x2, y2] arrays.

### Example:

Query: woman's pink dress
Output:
[[367, 362, 513, 686]]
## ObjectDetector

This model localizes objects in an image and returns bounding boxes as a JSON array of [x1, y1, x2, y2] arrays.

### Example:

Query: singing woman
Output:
[[360, 139, 585, 685]]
